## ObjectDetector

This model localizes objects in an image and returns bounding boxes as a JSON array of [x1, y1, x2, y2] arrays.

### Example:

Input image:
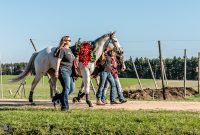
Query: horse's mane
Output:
[[92, 33, 108, 44], [70, 33, 111, 58]]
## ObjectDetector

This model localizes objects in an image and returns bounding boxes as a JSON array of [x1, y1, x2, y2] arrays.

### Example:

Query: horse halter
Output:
[[104, 34, 118, 51], [104, 33, 124, 57], [101, 33, 125, 70]]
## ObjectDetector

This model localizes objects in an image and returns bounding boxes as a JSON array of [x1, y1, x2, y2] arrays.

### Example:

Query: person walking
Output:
[[101, 50, 127, 104], [96, 49, 118, 105], [52, 35, 75, 111]]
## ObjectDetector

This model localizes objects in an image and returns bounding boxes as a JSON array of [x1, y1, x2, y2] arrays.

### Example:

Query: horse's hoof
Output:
[[30, 102, 36, 106], [73, 97, 81, 103], [29, 98, 33, 103], [86, 100, 93, 107], [72, 97, 78, 103]]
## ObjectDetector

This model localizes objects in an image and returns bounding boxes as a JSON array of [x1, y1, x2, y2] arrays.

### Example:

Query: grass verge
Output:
[[0, 107, 200, 134]]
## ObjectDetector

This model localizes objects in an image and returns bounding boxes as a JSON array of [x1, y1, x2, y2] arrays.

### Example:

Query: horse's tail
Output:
[[10, 52, 38, 82]]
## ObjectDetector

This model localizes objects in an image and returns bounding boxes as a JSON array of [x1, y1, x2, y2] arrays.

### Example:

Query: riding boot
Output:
[[86, 94, 93, 107]]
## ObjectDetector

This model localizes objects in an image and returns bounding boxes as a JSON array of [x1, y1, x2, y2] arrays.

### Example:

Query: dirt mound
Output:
[[123, 87, 198, 100]]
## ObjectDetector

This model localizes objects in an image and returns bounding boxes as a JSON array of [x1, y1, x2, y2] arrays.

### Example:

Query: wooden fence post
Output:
[[162, 60, 168, 86], [148, 59, 158, 89], [147, 59, 158, 100], [30, 39, 37, 52], [131, 57, 143, 91], [184, 49, 187, 97], [198, 52, 200, 94], [158, 41, 166, 100], [0, 59, 3, 99]]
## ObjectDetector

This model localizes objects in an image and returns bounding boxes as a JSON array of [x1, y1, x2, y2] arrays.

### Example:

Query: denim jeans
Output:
[[53, 68, 74, 101], [96, 71, 116, 102], [58, 67, 73, 110], [114, 76, 125, 101], [101, 76, 125, 101], [101, 80, 108, 101], [68, 77, 75, 95]]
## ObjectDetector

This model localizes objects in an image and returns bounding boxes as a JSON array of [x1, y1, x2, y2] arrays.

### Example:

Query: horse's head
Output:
[[115, 47, 126, 71], [93, 32, 126, 71], [106, 32, 126, 71], [104, 31, 121, 49]]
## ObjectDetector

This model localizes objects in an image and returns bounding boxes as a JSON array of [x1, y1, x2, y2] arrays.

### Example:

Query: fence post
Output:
[[158, 41, 166, 100], [184, 49, 187, 97], [131, 57, 143, 91], [198, 52, 200, 94], [162, 60, 168, 86], [147, 59, 158, 100], [30, 39, 37, 52], [0, 59, 3, 99]]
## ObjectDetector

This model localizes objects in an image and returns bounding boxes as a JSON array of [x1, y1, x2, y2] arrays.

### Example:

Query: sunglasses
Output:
[[64, 39, 71, 42]]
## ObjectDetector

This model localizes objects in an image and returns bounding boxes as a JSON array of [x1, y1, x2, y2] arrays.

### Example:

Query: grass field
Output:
[[0, 75, 200, 101], [1, 76, 200, 134], [0, 75, 156, 100], [0, 107, 200, 134]]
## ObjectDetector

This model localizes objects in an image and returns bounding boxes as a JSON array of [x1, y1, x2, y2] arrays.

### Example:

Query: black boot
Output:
[[86, 94, 93, 107]]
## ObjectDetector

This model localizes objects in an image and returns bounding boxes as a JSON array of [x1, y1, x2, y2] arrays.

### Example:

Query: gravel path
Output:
[[1, 99, 200, 112]]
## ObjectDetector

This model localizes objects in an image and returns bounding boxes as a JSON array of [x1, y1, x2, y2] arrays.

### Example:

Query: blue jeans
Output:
[[68, 77, 75, 95], [101, 76, 125, 101], [96, 71, 116, 102], [101, 80, 108, 101], [114, 77, 125, 101], [58, 67, 74, 110]]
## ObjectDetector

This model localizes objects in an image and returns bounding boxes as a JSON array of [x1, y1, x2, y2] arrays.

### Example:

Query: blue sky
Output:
[[0, 0, 200, 63]]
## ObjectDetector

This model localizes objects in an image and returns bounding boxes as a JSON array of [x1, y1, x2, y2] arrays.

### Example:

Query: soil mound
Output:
[[123, 87, 198, 100]]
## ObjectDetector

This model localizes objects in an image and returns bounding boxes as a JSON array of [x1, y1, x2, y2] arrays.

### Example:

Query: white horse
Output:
[[10, 32, 125, 107]]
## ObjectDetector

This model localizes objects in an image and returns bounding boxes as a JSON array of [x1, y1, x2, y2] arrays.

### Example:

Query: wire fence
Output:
[[1, 39, 200, 99], [123, 40, 200, 59]]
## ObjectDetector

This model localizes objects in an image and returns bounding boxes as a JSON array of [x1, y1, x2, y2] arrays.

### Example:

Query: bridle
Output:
[[104, 33, 125, 70], [104, 33, 123, 54]]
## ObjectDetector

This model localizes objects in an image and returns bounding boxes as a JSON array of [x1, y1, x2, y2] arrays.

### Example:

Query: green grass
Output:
[[1, 76, 200, 134], [1, 75, 200, 101], [0, 108, 200, 134], [0, 75, 154, 100]]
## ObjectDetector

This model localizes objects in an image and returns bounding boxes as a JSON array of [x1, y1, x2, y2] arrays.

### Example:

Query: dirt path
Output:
[[1, 99, 200, 112]]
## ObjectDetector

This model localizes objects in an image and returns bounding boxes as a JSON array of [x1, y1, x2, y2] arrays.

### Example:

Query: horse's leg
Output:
[[81, 69, 93, 107], [29, 74, 42, 103], [78, 81, 85, 99], [47, 74, 54, 98], [48, 73, 59, 108], [48, 75, 58, 98], [95, 75, 100, 86], [72, 81, 85, 103], [51, 77, 58, 95], [46, 68, 59, 97]]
